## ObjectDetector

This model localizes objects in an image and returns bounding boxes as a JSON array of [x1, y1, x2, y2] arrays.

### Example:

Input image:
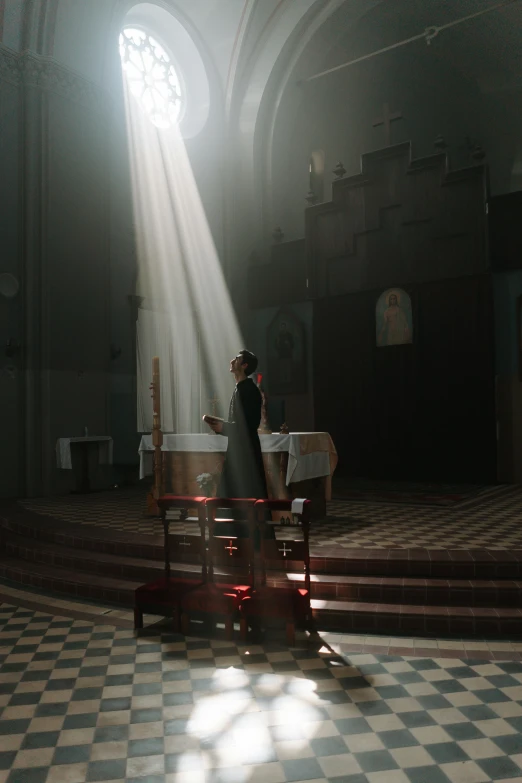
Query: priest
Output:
[[204, 349, 270, 537]]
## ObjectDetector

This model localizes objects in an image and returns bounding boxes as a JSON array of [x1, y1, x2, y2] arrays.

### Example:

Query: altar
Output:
[[138, 432, 337, 519]]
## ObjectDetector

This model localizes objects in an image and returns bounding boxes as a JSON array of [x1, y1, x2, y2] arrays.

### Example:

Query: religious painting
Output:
[[267, 309, 306, 394], [376, 288, 413, 347]]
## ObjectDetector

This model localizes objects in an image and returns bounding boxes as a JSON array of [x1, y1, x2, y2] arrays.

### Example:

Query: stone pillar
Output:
[[21, 54, 48, 496]]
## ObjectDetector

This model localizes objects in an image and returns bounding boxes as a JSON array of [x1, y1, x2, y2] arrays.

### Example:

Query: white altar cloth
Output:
[[138, 432, 337, 486], [56, 436, 113, 470]]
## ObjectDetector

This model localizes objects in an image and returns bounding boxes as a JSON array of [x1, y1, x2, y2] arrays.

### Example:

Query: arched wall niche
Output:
[[227, 0, 382, 264]]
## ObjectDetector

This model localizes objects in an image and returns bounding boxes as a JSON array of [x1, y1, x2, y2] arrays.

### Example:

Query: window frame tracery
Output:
[[119, 25, 186, 129]]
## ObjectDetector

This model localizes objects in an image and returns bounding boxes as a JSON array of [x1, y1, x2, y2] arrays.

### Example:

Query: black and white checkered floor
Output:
[[2, 602, 522, 782], [20, 485, 522, 549]]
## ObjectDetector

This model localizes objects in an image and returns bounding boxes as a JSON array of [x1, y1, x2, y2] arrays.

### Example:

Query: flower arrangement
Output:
[[196, 472, 214, 496]]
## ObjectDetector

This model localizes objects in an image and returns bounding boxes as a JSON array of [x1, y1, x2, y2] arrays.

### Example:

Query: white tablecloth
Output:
[[56, 437, 113, 470], [138, 432, 337, 486]]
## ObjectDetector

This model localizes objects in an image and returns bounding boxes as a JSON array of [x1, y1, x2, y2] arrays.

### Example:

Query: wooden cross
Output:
[[225, 539, 238, 556], [179, 536, 190, 548], [373, 103, 403, 147], [279, 543, 292, 558]]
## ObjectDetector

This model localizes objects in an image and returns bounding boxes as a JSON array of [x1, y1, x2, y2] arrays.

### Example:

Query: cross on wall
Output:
[[279, 543, 292, 558]]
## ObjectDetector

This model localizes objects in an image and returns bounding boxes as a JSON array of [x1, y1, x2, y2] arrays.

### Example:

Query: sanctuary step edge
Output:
[[5, 528, 522, 607], [1, 503, 522, 637]]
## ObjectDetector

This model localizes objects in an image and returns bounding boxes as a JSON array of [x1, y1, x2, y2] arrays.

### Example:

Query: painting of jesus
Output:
[[267, 308, 306, 394], [376, 288, 413, 347]]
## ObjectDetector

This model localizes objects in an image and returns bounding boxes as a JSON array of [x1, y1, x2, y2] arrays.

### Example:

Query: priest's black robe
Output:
[[215, 377, 271, 540], [218, 377, 267, 499]]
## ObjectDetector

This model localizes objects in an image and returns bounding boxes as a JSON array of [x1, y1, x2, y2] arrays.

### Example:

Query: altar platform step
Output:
[[3, 503, 522, 582], [312, 599, 522, 638], [1, 555, 521, 637], [0, 556, 139, 606], [2, 532, 269, 592], [5, 526, 522, 610], [311, 549, 522, 579], [2, 499, 522, 637], [2, 541, 522, 638], [278, 573, 522, 607]]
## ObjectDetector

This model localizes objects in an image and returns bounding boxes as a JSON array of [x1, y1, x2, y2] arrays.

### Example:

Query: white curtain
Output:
[[137, 308, 202, 433]]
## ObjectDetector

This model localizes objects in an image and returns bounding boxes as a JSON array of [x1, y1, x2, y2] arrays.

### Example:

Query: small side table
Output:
[[56, 436, 113, 493]]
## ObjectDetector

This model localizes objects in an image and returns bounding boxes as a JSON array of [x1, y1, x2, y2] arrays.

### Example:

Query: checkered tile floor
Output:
[[20, 484, 522, 550], [3, 603, 522, 782]]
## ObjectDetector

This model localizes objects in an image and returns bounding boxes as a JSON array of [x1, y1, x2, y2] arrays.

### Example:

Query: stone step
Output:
[[4, 532, 522, 608], [0, 582, 134, 627], [1, 555, 521, 637], [3, 502, 522, 579], [0, 556, 139, 606], [314, 549, 522, 579], [4, 532, 168, 585], [0, 503, 165, 562], [279, 573, 522, 607], [311, 599, 522, 637]]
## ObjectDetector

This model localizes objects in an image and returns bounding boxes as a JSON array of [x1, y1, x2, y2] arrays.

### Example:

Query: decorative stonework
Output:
[[0, 45, 109, 114], [0, 45, 22, 87]]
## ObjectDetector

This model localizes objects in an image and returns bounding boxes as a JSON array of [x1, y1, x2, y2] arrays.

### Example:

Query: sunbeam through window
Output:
[[119, 27, 184, 129]]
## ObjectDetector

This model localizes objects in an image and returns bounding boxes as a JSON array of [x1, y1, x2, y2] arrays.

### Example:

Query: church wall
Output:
[[0, 49, 22, 496], [0, 1, 230, 493], [250, 1, 519, 484], [50, 0, 227, 266], [480, 92, 522, 196], [45, 88, 111, 492], [270, 50, 487, 243], [266, 4, 520, 244], [107, 121, 140, 474], [0, 44, 118, 498], [313, 275, 496, 483], [494, 271, 522, 483], [246, 301, 314, 434], [1, 1, 24, 51]]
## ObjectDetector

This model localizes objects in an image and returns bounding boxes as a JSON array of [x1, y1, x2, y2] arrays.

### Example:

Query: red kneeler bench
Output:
[[239, 498, 312, 647], [180, 498, 256, 639], [134, 496, 207, 631]]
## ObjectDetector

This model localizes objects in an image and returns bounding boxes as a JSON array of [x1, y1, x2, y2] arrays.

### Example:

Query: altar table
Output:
[[138, 432, 337, 518]]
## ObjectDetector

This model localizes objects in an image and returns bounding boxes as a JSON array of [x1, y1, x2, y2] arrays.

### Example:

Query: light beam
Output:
[[122, 64, 244, 435]]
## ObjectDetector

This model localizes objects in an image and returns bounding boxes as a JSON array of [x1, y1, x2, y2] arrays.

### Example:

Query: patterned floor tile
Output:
[[2, 602, 522, 781]]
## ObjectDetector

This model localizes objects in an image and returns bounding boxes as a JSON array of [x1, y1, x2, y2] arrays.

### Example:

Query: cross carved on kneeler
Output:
[[225, 540, 238, 556], [373, 102, 403, 147]]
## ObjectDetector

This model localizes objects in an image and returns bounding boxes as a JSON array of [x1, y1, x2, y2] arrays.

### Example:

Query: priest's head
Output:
[[230, 349, 258, 377]]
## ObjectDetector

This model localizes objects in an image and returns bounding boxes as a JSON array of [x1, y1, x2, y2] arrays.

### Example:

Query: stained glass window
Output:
[[119, 27, 184, 129]]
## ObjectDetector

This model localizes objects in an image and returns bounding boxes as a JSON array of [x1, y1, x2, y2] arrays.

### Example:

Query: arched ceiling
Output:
[[3, 0, 521, 251], [4, 0, 520, 125]]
